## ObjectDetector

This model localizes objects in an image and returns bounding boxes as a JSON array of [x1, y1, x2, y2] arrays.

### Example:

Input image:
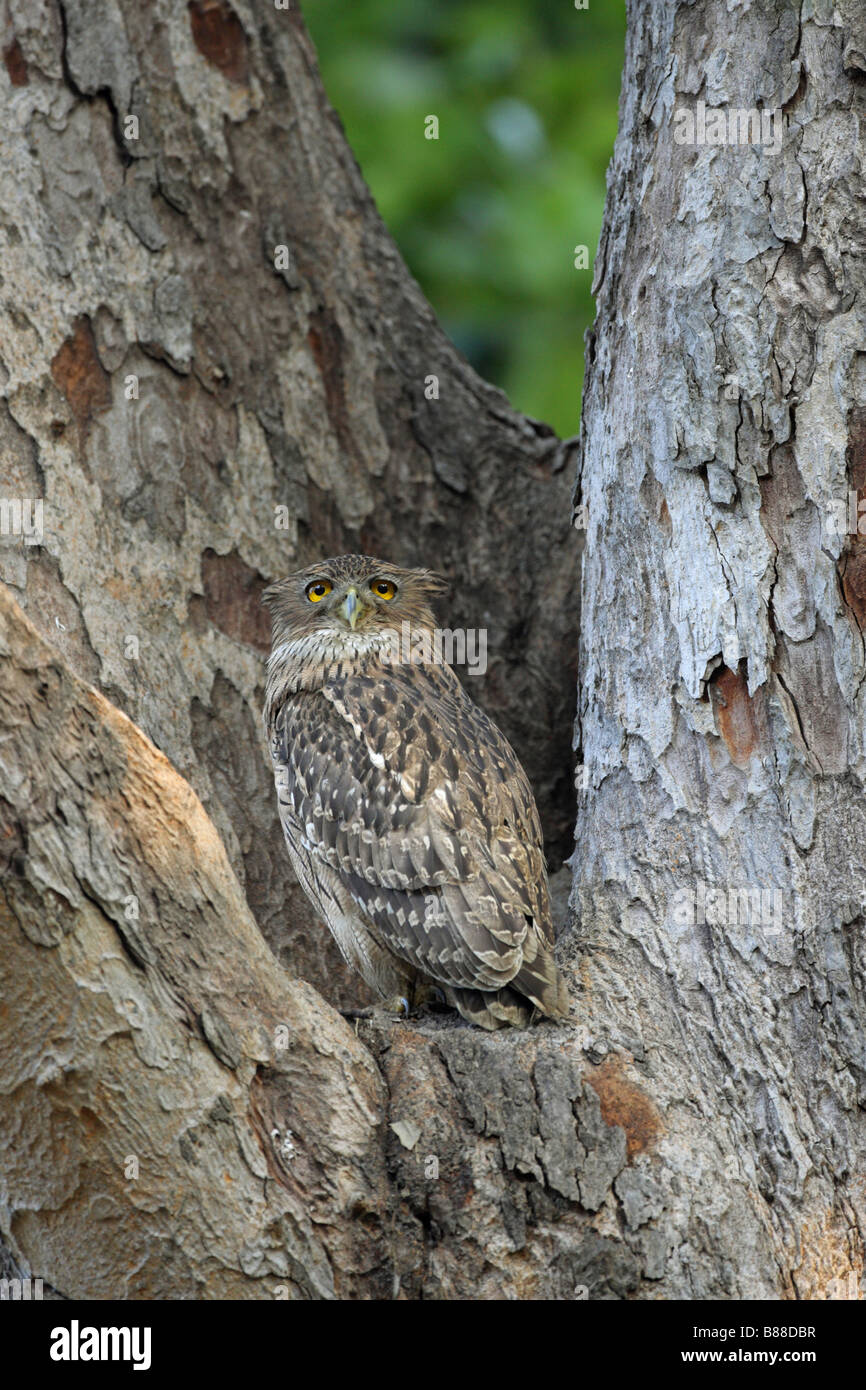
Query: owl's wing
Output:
[[270, 661, 554, 994]]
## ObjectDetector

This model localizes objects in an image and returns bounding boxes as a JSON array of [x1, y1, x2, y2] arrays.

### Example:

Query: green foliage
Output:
[[305, 0, 625, 436]]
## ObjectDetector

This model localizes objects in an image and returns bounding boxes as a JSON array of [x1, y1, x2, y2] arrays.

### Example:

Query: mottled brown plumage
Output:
[[262, 555, 569, 1030]]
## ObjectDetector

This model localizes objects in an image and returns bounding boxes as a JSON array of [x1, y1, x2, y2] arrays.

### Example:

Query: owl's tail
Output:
[[448, 957, 571, 1032]]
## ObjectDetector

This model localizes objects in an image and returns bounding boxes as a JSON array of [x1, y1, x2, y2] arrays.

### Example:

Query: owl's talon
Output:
[[340, 995, 410, 1024], [383, 994, 411, 1017], [412, 983, 449, 1012]]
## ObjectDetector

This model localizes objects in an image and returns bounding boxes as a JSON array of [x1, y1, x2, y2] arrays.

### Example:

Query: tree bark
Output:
[[0, 588, 389, 1299], [574, 0, 866, 1298], [2, 0, 864, 1301], [0, 0, 577, 1000], [0, 0, 579, 1299]]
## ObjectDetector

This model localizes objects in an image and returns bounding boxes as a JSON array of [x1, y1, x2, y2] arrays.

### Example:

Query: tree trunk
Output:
[[0, 0, 577, 1001], [0, 0, 578, 1299], [1, 0, 863, 1301], [573, 0, 866, 1298]]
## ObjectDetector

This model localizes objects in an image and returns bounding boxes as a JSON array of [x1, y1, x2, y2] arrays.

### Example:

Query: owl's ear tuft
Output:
[[413, 568, 450, 600], [262, 576, 299, 608]]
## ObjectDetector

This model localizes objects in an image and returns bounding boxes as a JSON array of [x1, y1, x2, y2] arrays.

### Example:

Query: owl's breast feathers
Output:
[[268, 657, 569, 1027]]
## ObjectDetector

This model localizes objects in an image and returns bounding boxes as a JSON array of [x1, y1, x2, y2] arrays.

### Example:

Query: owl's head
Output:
[[263, 555, 449, 689]]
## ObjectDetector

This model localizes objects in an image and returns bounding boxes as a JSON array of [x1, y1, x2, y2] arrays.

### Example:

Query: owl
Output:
[[262, 555, 570, 1031]]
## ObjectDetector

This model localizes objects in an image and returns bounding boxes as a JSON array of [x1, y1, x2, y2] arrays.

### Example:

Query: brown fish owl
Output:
[[262, 555, 569, 1031]]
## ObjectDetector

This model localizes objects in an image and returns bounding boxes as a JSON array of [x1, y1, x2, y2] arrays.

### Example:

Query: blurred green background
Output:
[[305, 0, 625, 438]]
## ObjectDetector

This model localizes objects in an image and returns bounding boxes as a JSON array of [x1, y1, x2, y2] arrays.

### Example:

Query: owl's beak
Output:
[[339, 587, 365, 630]]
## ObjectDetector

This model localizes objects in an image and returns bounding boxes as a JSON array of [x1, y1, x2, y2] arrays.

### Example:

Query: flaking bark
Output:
[[573, 0, 866, 1298], [2, 0, 865, 1300]]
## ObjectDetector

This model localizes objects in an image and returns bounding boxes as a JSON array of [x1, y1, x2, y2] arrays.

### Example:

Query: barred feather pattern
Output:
[[263, 557, 569, 1031]]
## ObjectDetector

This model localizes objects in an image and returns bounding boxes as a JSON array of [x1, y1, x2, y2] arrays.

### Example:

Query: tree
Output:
[[0, 0, 863, 1301], [0, 0, 575, 1299], [573, 0, 866, 1298]]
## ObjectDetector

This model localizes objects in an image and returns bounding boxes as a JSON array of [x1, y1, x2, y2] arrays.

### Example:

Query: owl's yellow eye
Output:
[[306, 579, 333, 602], [372, 580, 397, 601]]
